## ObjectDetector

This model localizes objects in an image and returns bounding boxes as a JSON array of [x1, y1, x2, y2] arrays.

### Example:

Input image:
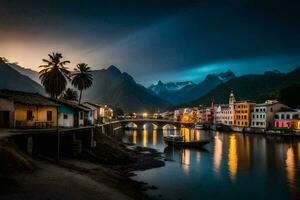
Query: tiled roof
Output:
[[0, 89, 58, 106], [53, 99, 91, 111]]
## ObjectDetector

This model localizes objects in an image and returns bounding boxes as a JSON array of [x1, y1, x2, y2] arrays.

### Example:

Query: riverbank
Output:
[[0, 131, 165, 200]]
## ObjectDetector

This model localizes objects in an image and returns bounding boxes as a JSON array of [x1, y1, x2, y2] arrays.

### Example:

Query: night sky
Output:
[[1, 0, 300, 85]]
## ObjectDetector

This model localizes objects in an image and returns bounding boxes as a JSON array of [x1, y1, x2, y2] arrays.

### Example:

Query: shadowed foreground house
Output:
[[0, 89, 58, 128], [52, 99, 92, 127]]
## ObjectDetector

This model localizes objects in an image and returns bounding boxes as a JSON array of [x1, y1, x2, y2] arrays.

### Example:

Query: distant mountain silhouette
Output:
[[149, 81, 195, 95], [82, 65, 171, 112], [152, 70, 235, 104], [8, 63, 41, 84], [183, 67, 300, 107], [0, 58, 45, 94]]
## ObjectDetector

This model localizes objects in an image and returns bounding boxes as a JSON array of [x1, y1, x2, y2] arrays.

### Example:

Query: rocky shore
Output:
[[0, 131, 165, 200]]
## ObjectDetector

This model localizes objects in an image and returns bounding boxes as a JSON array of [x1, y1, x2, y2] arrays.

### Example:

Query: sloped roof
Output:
[[53, 99, 91, 111], [277, 108, 299, 113], [0, 89, 58, 106]]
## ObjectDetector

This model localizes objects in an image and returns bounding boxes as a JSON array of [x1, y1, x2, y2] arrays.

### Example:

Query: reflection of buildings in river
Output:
[[142, 129, 148, 147], [180, 128, 201, 142], [228, 134, 238, 181], [181, 128, 190, 142], [286, 147, 295, 190], [213, 133, 222, 175], [153, 129, 157, 146], [132, 130, 137, 144], [195, 130, 200, 141], [237, 135, 251, 171], [298, 143, 300, 167], [182, 149, 191, 175], [196, 151, 201, 165]]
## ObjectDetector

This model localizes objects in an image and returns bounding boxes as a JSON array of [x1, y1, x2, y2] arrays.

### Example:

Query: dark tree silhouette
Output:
[[114, 107, 124, 117], [71, 63, 93, 104], [62, 88, 78, 101], [279, 84, 300, 108], [39, 52, 70, 98]]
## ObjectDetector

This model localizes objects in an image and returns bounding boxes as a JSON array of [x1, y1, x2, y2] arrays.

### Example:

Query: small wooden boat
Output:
[[163, 135, 210, 148]]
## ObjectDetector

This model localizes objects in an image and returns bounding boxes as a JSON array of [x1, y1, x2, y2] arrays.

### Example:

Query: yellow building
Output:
[[0, 90, 58, 128], [233, 100, 254, 127], [294, 120, 300, 132]]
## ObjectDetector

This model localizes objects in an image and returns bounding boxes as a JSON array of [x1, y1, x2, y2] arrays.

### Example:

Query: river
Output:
[[122, 127, 300, 200]]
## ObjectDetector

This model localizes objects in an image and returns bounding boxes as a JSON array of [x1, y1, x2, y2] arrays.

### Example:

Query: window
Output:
[[64, 114, 68, 119], [79, 112, 83, 120], [270, 108, 273, 112], [47, 111, 52, 121], [27, 110, 33, 120]]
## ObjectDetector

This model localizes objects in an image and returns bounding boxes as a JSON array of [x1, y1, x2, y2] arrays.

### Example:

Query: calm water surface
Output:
[[122, 127, 300, 200]]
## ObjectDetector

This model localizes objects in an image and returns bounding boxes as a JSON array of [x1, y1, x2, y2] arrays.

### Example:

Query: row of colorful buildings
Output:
[[173, 91, 300, 133], [0, 89, 113, 129]]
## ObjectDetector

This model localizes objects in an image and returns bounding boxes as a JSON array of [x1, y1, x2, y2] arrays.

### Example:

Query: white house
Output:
[[251, 100, 289, 130]]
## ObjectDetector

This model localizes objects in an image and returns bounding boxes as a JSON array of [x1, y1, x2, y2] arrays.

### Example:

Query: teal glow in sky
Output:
[[0, 0, 300, 86]]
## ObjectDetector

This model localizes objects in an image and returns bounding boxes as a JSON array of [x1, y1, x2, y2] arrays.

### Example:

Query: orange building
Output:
[[233, 100, 255, 127]]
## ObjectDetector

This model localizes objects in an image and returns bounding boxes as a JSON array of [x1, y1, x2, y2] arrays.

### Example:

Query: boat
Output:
[[163, 135, 210, 148], [195, 124, 204, 130]]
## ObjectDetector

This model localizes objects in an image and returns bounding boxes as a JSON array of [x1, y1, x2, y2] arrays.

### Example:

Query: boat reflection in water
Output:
[[122, 127, 300, 200]]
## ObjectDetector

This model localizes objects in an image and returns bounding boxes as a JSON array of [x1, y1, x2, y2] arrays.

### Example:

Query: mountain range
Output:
[[149, 70, 235, 104], [183, 67, 300, 107], [0, 60, 169, 112], [0, 59, 45, 94], [149, 81, 194, 95], [81, 65, 170, 112], [1, 57, 299, 112], [8, 63, 41, 84]]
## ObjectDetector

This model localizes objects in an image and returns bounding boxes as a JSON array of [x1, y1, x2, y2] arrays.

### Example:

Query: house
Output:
[[294, 115, 300, 132], [251, 100, 288, 130], [83, 102, 103, 125], [99, 105, 113, 123], [214, 91, 235, 126], [174, 109, 184, 121], [233, 100, 255, 127], [82, 102, 98, 125], [0, 89, 58, 128], [274, 108, 299, 129], [53, 99, 92, 127]]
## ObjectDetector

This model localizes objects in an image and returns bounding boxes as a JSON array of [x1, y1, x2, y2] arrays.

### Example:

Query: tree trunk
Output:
[[78, 90, 82, 104]]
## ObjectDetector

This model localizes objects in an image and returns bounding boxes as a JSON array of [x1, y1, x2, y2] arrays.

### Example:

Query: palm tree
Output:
[[71, 63, 93, 104], [62, 88, 78, 101], [39, 53, 70, 98]]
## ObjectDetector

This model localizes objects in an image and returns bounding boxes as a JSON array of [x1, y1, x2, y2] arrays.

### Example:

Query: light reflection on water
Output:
[[122, 127, 300, 200]]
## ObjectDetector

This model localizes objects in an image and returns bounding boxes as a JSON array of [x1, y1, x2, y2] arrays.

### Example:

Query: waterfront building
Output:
[[274, 108, 299, 129], [99, 105, 113, 123], [182, 108, 193, 123], [294, 116, 300, 132], [197, 104, 215, 124], [54, 99, 91, 127], [83, 102, 100, 125], [215, 91, 235, 126], [174, 109, 184, 121], [251, 100, 288, 130], [161, 111, 174, 120], [233, 100, 255, 127], [196, 106, 205, 123], [0, 89, 58, 128]]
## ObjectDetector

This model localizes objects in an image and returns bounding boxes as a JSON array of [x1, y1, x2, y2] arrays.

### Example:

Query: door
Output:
[[0, 111, 10, 128]]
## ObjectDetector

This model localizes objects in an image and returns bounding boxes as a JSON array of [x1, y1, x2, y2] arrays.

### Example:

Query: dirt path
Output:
[[1, 160, 133, 200]]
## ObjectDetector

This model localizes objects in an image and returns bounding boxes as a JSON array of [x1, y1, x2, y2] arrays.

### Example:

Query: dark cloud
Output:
[[0, 0, 299, 85]]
